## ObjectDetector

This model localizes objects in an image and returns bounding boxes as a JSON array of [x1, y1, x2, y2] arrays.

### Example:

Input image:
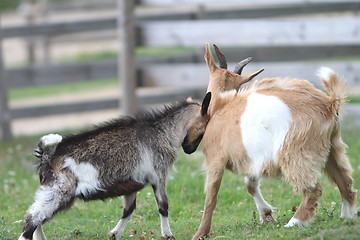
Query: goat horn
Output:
[[234, 57, 253, 75], [213, 44, 227, 69]]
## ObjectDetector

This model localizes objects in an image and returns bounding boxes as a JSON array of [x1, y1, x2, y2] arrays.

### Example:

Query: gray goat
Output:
[[18, 93, 211, 240]]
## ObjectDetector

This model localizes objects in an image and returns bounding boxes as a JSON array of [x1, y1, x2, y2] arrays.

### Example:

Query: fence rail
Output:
[[3, 1, 360, 39], [141, 61, 360, 89], [140, 17, 360, 47], [1, 0, 360, 139], [139, 0, 360, 5], [10, 87, 203, 119]]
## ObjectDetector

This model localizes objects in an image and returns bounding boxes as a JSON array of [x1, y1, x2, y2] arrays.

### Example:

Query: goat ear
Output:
[[201, 92, 212, 116], [234, 68, 264, 90], [246, 68, 265, 81], [204, 44, 217, 72], [213, 44, 227, 69]]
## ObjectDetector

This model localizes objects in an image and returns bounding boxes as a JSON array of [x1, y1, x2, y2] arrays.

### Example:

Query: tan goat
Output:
[[182, 45, 357, 240]]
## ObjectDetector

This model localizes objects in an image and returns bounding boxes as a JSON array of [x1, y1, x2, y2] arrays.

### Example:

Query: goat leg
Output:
[[109, 193, 137, 240], [192, 164, 224, 240]]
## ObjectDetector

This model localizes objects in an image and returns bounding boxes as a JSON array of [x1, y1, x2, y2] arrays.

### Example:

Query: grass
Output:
[[9, 79, 118, 101], [0, 0, 71, 12], [59, 47, 195, 63], [349, 95, 360, 104], [0, 126, 360, 240]]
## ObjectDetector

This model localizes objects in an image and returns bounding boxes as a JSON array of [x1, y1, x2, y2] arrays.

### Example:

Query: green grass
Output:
[[0, 126, 359, 240], [0, 0, 19, 12], [349, 95, 360, 104], [0, 0, 71, 12], [136, 46, 195, 57], [9, 79, 118, 101], [60, 47, 195, 63]]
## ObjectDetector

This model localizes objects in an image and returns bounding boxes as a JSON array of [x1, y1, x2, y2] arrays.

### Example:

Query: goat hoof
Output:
[[263, 214, 276, 224], [197, 237, 209, 240], [108, 232, 117, 240], [161, 236, 175, 240], [192, 234, 209, 240], [284, 217, 307, 228]]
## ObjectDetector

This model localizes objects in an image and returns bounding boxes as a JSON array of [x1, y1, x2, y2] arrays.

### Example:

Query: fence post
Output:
[[18, 0, 37, 64], [39, 0, 51, 64], [0, 22, 12, 140], [117, 0, 138, 115]]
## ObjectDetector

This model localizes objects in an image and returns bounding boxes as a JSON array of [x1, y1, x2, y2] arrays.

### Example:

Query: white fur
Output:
[[33, 226, 47, 240], [244, 177, 273, 222], [109, 213, 134, 240], [41, 134, 62, 147], [133, 147, 159, 186], [341, 199, 356, 218], [316, 67, 335, 82], [219, 89, 237, 99], [63, 158, 103, 197], [285, 217, 308, 228], [109, 194, 137, 239], [160, 216, 173, 238], [27, 186, 61, 226], [18, 236, 27, 240], [241, 93, 292, 176]]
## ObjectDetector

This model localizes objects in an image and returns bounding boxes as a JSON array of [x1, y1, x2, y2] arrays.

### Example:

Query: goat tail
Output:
[[317, 67, 348, 117], [34, 134, 62, 160]]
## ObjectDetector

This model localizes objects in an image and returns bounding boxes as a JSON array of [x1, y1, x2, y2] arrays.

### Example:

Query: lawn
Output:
[[0, 126, 359, 240]]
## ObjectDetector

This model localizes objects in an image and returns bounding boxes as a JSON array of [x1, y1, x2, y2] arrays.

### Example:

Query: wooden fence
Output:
[[1, 0, 360, 139]]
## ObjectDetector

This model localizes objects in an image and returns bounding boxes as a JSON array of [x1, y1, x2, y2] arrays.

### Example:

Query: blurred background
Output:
[[1, 0, 360, 139]]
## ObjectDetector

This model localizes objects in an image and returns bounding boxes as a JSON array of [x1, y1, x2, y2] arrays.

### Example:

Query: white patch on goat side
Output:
[[41, 134, 62, 147], [316, 67, 335, 82], [341, 200, 356, 218], [241, 93, 291, 176], [63, 158, 103, 197], [160, 215, 173, 238], [284, 217, 308, 228], [133, 147, 158, 186]]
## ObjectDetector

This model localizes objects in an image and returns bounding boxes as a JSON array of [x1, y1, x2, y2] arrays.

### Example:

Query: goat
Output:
[[18, 93, 212, 240], [183, 45, 357, 240]]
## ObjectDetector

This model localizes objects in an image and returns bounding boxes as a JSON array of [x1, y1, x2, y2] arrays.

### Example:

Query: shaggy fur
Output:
[[19, 96, 212, 240]]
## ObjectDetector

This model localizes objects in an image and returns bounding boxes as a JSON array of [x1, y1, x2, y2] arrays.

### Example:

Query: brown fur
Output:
[[195, 161, 225, 238], [246, 185, 256, 196], [254, 79, 335, 192], [294, 183, 323, 222], [325, 125, 356, 206], [189, 47, 356, 239], [202, 95, 252, 175]]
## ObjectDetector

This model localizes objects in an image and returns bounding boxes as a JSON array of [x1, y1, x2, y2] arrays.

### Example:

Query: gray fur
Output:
[[19, 100, 206, 240]]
